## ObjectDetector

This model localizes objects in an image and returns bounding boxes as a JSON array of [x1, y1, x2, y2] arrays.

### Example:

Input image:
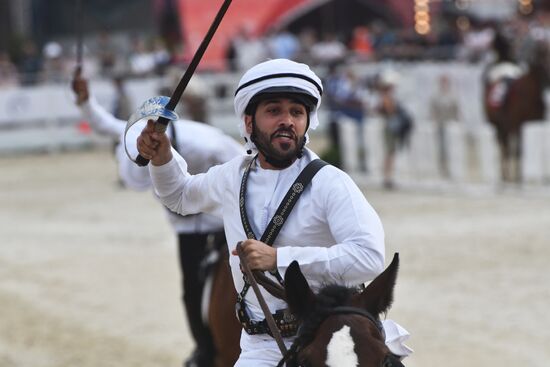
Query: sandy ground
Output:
[[1, 148, 549, 367]]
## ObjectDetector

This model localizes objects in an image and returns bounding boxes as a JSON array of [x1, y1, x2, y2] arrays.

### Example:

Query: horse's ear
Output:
[[284, 261, 316, 318], [357, 253, 399, 316]]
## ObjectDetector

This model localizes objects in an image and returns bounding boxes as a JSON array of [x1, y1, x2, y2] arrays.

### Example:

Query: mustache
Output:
[[270, 127, 296, 140]]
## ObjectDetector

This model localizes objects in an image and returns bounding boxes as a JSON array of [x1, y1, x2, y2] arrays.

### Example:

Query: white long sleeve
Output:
[[79, 98, 126, 138], [81, 97, 244, 233], [149, 149, 385, 321]]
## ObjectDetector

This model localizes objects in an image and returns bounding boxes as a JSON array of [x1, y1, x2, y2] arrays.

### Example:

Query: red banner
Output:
[[177, 0, 310, 71]]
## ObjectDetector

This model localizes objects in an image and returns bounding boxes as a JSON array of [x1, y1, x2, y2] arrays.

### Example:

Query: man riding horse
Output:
[[483, 23, 549, 182], [136, 58, 411, 365]]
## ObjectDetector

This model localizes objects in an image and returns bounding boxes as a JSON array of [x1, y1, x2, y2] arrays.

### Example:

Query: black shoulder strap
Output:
[[238, 157, 328, 296], [239, 158, 328, 246], [260, 159, 327, 245]]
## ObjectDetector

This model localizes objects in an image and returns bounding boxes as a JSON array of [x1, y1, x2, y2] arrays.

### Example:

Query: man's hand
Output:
[[72, 68, 89, 105], [136, 120, 173, 166], [232, 239, 277, 271]]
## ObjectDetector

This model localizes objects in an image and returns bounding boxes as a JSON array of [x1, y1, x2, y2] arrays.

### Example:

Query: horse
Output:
[[279, 253, 404, 367], [483, 32, 549, 182], [204, 246, 241, 367], [205, 250, 404, 367]]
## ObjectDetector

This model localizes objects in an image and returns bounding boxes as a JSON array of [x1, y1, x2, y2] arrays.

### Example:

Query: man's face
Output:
[[245, 97, 308, 162]]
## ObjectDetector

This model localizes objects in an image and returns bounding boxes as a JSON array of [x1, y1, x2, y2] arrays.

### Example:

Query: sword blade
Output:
[[135, 0, 233, 166], [75, 0, 83, 70]]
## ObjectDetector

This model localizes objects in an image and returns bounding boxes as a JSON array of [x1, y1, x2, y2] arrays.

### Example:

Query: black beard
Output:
[[250, 123, 304, 168]]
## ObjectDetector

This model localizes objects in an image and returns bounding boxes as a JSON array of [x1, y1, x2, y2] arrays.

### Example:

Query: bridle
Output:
[[277, 306, 403, 367], [326, 306, 385, 338]]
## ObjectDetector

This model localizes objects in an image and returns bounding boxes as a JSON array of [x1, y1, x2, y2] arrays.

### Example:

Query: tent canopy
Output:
[[177, 0, 410, 70]]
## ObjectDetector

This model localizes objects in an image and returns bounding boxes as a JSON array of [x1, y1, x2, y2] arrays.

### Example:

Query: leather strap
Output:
[[237, 157, 328, 306]]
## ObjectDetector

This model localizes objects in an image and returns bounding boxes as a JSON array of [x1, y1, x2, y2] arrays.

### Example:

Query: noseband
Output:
[[278, 306, 403, 367]]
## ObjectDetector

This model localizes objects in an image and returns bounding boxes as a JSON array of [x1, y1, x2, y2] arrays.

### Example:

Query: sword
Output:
[[134, 0, 233, 166], [75, 0, 83, 74]]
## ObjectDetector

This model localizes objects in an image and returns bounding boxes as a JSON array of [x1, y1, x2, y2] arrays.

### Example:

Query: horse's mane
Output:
[[316, 284, 355, 310]]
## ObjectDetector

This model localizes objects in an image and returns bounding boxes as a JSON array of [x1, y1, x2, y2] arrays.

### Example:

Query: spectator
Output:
[[111, 74, 133, 120], [0, 52, 19, 88], [42, 41, 66, 84], [370, 21, 398, 59], [376, 70, 413, 189], [233, 26, 268, 71], [17, 40, 43, 85], [458, 22, 495, 63], [152, 37, 171, 75], [429, 74, 460, 178], [164, 66, 210, 123], [266, 28, 300, 60], [349, 25, 374, 61], [97, 31, 117, 78], [128, 36, 156, 77], [324, 63, 368, 170], [310, 32, 347, 66], [295, 28, 317, 65]]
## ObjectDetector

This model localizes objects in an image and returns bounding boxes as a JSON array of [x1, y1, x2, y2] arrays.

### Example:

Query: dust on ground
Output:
[[1, 149, 549, 367]]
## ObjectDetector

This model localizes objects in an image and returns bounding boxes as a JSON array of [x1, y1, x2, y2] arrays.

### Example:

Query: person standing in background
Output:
[[376, 70, 413, 189], [429, 74, 460, 178]]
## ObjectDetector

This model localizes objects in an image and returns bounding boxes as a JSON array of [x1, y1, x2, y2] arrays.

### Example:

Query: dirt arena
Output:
[[1, 148, 549, 367]]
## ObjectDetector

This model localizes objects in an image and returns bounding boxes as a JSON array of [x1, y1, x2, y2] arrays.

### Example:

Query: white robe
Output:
[[150, 148, 385, 315], [80, 98, 244, 233], [150, 146, 412, 364]]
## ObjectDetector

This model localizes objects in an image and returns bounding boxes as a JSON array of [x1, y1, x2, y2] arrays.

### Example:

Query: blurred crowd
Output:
[[1, 9, 547, 89]]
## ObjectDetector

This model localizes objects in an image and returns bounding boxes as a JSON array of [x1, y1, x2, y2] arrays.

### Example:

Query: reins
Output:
[[236, 242, 288, 355], [236, 157, 328, 358]]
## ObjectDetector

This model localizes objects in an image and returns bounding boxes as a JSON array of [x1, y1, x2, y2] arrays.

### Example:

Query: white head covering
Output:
[[378, 68, 400, 87], [234, 58, 323, 153]]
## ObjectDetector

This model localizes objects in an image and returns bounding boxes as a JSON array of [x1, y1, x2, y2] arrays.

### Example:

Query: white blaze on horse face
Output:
[[325, 325, 359, 367]]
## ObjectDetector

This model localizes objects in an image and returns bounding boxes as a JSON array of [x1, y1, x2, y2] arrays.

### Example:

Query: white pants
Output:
[[234, 330, 294, 367], [233, 320, 412, 366]]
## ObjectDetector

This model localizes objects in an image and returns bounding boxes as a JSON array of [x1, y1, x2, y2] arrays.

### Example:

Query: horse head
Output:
[[280, 253, 402, 367]]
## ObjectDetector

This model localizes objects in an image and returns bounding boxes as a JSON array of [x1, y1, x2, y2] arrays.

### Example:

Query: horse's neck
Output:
[[528, 62, 548, 88]]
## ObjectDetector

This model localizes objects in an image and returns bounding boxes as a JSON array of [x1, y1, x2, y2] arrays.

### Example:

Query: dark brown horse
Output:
[[483, 33, 549, 182], [206, 252, 405, 366], [279, 253, 403, 367], [206, 247, 241, 367]]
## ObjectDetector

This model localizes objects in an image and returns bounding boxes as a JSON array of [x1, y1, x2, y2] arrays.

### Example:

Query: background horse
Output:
[[280, 253, 404, 367], [204, 247, 241, 367], [483, 31, 549, 182]]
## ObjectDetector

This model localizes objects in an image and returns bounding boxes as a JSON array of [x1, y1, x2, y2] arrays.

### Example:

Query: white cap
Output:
[[43, 41, 62, 59], [378, 69, 400, 87], [234, 58, 323, 153]]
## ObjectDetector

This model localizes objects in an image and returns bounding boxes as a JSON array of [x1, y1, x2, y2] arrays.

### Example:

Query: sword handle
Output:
[[135, 116, 170, 167]]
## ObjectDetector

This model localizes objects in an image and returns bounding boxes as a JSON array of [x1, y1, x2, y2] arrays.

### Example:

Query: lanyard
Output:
[[238, 156, 327, 298]]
